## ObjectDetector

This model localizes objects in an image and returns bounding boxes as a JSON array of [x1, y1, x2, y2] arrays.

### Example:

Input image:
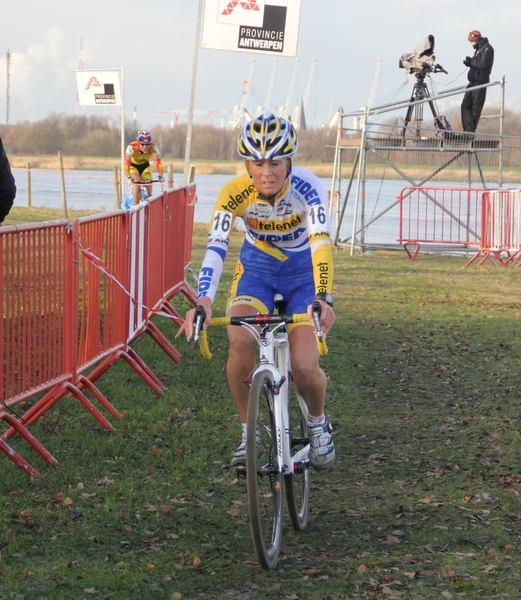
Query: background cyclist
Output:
[[177, 112, 336, 471], [124, 130, 164, 205]]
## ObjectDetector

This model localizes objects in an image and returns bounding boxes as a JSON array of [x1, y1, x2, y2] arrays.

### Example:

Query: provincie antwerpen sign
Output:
[[202, 0, 301, 57], [74, 70, 122, 106]]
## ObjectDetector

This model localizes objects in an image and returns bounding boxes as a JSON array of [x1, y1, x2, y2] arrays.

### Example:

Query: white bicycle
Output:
[[192, 296, 327, 569]]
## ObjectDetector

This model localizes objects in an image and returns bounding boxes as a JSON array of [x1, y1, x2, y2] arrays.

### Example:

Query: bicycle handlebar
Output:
[[129, 179, 163, 185], [192, 302, 328, 360]]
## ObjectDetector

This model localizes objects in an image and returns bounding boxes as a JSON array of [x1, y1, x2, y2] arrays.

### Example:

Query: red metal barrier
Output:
[[398, 186, 487, 259], [1, 221, 72, 402], [1, 185, 197, 475], [467, 189, 521, 266], [1, 220, 77, 469]]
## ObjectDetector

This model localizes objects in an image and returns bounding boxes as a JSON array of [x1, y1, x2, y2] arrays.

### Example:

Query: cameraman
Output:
[[461, 30, 494, 133]]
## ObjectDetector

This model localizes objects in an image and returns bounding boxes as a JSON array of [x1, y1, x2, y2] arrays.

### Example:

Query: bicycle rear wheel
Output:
[[246, 369, 283, 570], [285, 373, 311, 531]]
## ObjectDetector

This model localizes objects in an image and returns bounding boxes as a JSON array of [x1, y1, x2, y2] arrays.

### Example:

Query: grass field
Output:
[[2, 222, 521, 599]]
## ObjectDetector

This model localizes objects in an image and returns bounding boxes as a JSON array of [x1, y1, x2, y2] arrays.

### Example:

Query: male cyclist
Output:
[[177, 112, 336, 471], [124, 130, 164, 205]]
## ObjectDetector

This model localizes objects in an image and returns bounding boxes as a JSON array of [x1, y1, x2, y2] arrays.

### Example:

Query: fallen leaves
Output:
[[96, 476, 114, 486]]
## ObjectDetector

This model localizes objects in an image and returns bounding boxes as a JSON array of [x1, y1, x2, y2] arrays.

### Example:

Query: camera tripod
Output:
[[401, 70, 439, 141]]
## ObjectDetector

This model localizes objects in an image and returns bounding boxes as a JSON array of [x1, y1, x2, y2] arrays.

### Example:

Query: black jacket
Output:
[[467, 37, 494, 84], [0, 137, 16, 223]]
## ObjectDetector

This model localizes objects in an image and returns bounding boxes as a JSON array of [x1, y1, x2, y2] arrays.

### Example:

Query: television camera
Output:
[[398, 36, 449, 141], [399, 35, 447, 78]]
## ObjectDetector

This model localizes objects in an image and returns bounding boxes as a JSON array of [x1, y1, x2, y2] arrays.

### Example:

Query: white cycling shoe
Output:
[[308, 421, 335, 471]]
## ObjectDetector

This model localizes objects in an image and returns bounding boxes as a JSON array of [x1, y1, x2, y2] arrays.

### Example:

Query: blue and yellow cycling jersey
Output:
[[198, 166, 334, 309]]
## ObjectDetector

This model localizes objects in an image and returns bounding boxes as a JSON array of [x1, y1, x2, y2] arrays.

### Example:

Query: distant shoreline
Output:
[[9, 155, 335, 178], [9, 154, 514, 183]]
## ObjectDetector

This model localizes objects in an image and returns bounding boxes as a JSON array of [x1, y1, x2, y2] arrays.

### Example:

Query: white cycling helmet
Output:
[[237, 112, 298, 160]]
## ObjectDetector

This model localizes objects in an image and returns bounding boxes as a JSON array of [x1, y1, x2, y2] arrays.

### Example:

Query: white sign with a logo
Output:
[[75, 70, 122, 106], [202, 0, 301, 57]]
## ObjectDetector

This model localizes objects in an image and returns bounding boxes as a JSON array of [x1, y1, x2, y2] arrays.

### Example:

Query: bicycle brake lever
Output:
[[189, 305, 206, 346], [311, 301, 324, 344]]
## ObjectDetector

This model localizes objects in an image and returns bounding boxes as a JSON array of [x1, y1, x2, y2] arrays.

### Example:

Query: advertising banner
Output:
[[202, 0, 301, 57], [75, 70, 122, 106]]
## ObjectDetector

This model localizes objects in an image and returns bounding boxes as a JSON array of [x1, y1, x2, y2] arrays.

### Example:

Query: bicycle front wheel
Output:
[[246, 369, 284, 570], [285, 373, 311, 531]]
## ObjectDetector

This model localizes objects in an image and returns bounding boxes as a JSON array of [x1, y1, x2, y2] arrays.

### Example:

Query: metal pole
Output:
[[184, 0, 204, 184], [329, 120, 342, 220], [58, 151, 68, 220], [26, 163, 31, 207], [113, 166, 120, 208], [350, 107, 368, 256], [334, 148, 360, 246], [120, 66, 125, 206], [499, 75, 505, 188]]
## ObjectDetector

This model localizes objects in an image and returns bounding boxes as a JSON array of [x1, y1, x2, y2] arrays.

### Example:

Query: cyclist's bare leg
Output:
[[144, 182, 153, 198], [129, 174, 141, 205], [225, 304, 259, 423], [289, 325, 327, 418]]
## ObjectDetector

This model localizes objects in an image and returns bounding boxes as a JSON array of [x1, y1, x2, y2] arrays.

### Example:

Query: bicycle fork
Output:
[[268, 338, 311, 475]]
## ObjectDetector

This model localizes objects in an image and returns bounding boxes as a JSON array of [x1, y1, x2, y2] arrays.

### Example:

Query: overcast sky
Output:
[[0, 0, 519, 131]]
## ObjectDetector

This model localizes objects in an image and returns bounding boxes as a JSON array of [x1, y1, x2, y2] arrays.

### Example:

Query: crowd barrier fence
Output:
[[1, 185, 197, 476], [468, 189, 521, 266], [398, 186, 521, 265], [398, 186, 486, 260]]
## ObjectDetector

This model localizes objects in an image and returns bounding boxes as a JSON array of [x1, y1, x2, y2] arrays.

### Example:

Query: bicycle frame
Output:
[[126, 179, 163, 205], [195, 311, 326, 466], [251, 322, 310, 475]]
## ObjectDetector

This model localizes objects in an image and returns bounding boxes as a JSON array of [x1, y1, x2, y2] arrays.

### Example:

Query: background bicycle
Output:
[[121, 178, 163, 209]]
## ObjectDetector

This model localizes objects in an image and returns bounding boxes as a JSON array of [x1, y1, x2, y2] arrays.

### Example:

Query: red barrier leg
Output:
[[2, 379, 116, 438], [84, 348, 165, 396], [466, 251, 482, 266], [0, 437, 41, 477], [77, 376, 123, 419], [1, 384, 68, 438], [159, 301, 185, 328], [121, 348, 166, 395], [180, 283, 198, 306], [64, 383, 115, 430], [1, 412, 58, 466], [146, 321, 182, 363], [403, 242, 421, 260]]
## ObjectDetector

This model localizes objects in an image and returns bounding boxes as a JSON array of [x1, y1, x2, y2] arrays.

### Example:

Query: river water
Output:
[[8, 167, 467, 246]]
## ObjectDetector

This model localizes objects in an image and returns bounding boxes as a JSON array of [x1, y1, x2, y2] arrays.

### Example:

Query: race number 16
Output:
[[212, 211, 232, 234]]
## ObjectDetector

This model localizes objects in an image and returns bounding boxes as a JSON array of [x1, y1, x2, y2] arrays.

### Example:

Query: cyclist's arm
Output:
[[309, 234, 334, 296], [124, 144, 134, 177], [175, 296, 212, 341], [304, 174, 335, 332], [197, 183, 242, 303], [176, 205, 235, 340], [175, 241, 220, 341], [150, 146, 163, 176]]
